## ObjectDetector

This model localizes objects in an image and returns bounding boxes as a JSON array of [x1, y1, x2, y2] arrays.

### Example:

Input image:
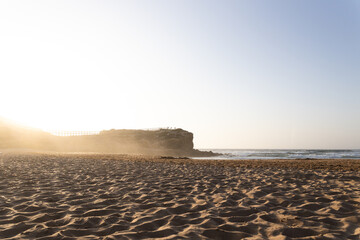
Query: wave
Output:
[[195, 149, 360, 160]]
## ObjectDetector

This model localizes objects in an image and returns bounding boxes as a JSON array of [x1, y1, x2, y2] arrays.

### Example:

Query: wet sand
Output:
[[0, 152, 359, 239]]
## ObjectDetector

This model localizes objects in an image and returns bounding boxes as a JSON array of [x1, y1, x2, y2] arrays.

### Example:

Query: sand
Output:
[[0, 153, 359, 239]]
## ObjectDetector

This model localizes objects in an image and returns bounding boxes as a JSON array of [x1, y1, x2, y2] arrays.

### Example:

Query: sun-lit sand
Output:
[[0, 153, 359, 239]]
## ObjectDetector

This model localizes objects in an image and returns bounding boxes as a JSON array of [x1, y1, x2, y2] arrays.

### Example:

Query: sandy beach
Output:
[[0, 153, 359, 239]]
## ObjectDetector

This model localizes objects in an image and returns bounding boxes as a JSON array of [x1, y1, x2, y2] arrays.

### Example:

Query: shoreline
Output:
[[2, 151, 360, 171]]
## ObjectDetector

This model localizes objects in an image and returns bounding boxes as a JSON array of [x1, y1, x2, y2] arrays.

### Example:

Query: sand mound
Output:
[[0, 153, 359, 239]]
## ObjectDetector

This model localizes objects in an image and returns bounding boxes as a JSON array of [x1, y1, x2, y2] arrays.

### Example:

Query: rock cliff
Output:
[[99, 128, 194, 152], [0, 118, 56, 150], [0, 120, 216, 157], [56, 128, 216, 157]]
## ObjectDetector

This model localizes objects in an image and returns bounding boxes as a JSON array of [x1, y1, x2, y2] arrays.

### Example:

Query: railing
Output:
[[48, 128, 179, 136], [49, 131, 100, 136]]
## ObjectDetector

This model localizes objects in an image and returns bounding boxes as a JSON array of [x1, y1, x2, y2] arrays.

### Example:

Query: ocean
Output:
[[196, 149, 360, 160]]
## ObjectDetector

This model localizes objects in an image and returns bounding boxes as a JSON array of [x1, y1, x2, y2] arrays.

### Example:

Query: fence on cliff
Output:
[[49, 131, 100, 136], [48, 127, 179, 136]]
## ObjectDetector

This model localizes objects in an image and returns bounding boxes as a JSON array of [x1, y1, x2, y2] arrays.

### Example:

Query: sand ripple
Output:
[[0, 153, 359, 239]]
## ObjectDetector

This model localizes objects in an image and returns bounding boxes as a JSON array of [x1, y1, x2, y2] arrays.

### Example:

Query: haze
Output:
[[1, 0, 359, 149]]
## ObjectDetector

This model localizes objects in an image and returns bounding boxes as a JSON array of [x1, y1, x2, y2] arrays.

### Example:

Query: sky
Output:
[[1, 0, 359, 149]]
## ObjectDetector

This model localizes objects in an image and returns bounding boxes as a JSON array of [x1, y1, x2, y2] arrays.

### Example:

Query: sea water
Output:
[[195, 149, 360, 160]]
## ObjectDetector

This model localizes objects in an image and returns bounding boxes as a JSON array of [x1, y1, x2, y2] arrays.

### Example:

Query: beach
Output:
[[0, 153, 359, 239]]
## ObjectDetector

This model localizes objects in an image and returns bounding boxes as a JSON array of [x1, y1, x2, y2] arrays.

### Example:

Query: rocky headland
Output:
[[0, 119, 216, 157]]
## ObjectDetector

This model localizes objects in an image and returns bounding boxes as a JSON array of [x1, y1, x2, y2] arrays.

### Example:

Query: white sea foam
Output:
[[195, 149, 360, 160]]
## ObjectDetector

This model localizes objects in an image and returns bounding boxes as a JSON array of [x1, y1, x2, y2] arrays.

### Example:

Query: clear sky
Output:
[[1, 0, 359, 149]]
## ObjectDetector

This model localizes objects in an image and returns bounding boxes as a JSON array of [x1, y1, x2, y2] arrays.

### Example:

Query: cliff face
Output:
[[99, 128, 194, 152]]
